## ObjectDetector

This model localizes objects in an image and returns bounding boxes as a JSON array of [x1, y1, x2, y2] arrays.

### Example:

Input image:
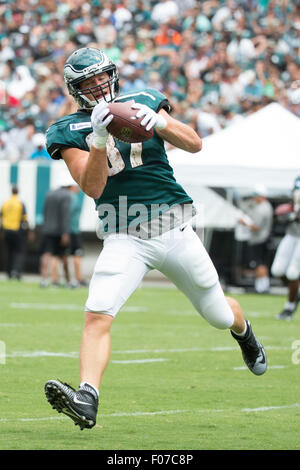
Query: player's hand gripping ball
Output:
[[107, 100, 154, 143]]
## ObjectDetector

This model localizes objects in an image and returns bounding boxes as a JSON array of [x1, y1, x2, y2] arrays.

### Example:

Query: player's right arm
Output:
[[62, 101, 114, 199], [61, 146, 108, 199]]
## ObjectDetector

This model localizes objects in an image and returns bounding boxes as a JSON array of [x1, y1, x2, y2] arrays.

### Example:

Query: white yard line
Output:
[[3, 351, 168, 364], [10, 302, 83, 311], [241, 404, 300, 412], [4, 344, 291, 359], [5, 351, 79, 358], [9, 303, 147, 312], [111, 358, 168, 364], [1, 403, 299, 424], [6, 303, 272, 317]]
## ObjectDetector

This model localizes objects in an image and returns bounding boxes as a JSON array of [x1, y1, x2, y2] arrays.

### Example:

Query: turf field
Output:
[[0, 279, 299, 451]]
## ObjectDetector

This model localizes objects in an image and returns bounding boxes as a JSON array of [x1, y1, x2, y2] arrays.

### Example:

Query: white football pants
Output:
[[85, 224, 234, 329], [271, 233, 300, 280]]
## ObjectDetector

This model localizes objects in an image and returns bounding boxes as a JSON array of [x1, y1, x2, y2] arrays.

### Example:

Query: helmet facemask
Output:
[[64, 48, 120, 109], [73, 67, 119, 108]]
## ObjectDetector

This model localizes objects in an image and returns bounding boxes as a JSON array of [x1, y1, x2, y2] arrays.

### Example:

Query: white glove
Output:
[[91, 100, 113, 148], [131, 103, 167, 132]]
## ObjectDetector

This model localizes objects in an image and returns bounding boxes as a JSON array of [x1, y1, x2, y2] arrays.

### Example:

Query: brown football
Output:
[[107, 100, 153, 143]]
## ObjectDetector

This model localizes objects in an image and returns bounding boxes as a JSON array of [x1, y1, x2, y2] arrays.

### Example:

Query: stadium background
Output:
[[0, 0, 299, 284], [1, 1, 300, 452]]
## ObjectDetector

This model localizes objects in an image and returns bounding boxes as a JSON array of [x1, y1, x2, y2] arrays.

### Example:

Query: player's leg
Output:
[[71, 234, 86, 286], [253, 242, 270, 293], [12, 230, 26, 279], [81, 236, 150, 387], [79, 312, 113, 391], [159, 224, 266, 375], [60, 254, 70, 284], [45, 234, 149, 429], [3, 230, 14, 278], [73, 254, 82, 283], [277, 279, 300, 320], [39, 235, 51, 287], [47, 236, 62, 286], [50, 255, 60, 285], [39, 251, 51, 287], [271, 234, 298, 319], [278, 238, 300, 319], [271, 234, 295, 279], [255, 264, 270, 293]]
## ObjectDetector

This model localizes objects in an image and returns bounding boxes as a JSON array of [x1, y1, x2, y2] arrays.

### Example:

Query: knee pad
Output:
[[286, 265, 300, 281], [193, 283, 234, 330], [177, 226, 219, 289], [271, 260, 285, 278], [85, 270, 119, 316]]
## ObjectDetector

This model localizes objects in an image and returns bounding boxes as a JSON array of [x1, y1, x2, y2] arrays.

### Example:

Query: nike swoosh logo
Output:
[[73, 396, 93, 406]]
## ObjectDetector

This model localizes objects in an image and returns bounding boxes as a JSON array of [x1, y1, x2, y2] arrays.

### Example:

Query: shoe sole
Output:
[[251, 345, 267, 376], [44, 381, 95, 430]]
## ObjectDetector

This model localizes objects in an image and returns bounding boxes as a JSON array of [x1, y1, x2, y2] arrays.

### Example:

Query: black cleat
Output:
[[276, 296, 299, 320], [45, 380, 98, 430], [276, 309, 294, 321], [231, 321, 267, 376]]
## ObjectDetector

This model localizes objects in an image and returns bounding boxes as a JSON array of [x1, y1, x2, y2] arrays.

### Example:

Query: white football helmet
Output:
[[64, 47, 119, 108]]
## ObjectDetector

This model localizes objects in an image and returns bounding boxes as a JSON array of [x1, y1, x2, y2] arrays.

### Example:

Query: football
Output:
[[107, 100, 153, 143]]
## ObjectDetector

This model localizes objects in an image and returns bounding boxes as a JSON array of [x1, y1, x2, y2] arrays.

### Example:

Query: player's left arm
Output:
[[156, 109, 202, 153], [132, 103, 202, 153]]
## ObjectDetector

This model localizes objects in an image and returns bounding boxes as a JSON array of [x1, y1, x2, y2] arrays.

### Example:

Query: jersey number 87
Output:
[[86, 133, 143, 176]]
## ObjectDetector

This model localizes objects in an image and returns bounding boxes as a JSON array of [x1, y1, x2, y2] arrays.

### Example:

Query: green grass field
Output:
[[0, 279, 299, 450]]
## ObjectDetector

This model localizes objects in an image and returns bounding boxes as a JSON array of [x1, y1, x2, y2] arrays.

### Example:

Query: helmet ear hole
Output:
[[64, 47, 119, 108]]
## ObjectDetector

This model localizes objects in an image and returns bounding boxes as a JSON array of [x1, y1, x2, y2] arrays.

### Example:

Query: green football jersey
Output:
[[46, 88, 193, 232]]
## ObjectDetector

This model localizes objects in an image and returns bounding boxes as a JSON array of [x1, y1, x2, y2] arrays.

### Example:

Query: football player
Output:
[[271, 176, 300, 320], [44, 47, 267, 430]]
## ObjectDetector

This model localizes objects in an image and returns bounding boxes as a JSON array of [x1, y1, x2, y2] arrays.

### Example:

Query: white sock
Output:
[[262, 276, 270, 290], [255, 277, 269, 293], [284, 301, 296, 311], [80, 382, 99, 397]]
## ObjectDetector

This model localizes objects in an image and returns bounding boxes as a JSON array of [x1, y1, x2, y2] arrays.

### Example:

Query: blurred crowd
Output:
[[0, 0, 299, 162]]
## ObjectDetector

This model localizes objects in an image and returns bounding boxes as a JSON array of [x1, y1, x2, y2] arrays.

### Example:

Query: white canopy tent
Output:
[[168, 103, 300, 192], [184, 186, 244, 230]]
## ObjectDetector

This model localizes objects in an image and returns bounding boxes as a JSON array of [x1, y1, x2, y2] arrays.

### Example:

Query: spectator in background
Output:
[[21, 123, 37, 160], [0, 132, 20, 162], [0, 185, 30, 279], [34, 97, 53, 132], [239, 185, 274, 293], [68, 183, 87, 288], [196, 103, 222, 137], [271, 176, 300, 320], [93, 13, 117, 46], [39, 175, 73, 287], [219, 67, 243, 109], [111, 1, 133, 31], [233, 201, 255, 285], [29, 134, 51, 160], [243, 70, 264, 102], [5, 62, 36, 104], [121, 65, 146, 94], [151, 0, 179, 25], [0, 0, 299, 161]]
